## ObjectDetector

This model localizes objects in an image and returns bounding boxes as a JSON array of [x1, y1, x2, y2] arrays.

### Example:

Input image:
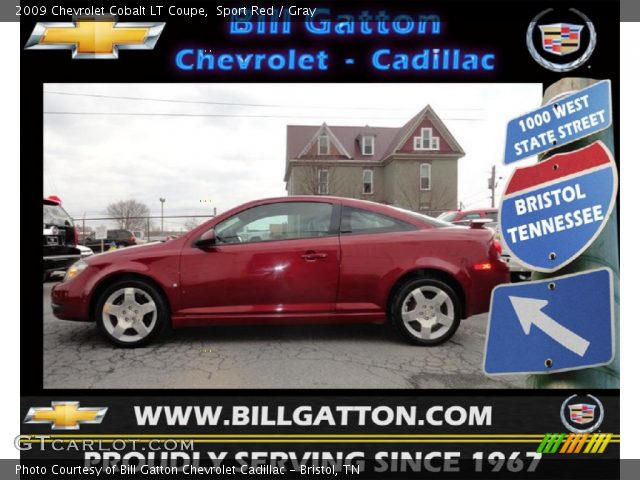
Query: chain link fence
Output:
[[73, 214, 214, 246]]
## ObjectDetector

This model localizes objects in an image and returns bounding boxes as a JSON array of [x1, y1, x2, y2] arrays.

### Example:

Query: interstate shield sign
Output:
[[499, 141, 618, 272]]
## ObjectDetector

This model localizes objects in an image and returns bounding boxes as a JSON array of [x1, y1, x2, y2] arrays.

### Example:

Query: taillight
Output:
[[129, 236, 136, 244], [73, 227, 79, 246], [493, 239, 503, 256], [473, 262, 493, 271]]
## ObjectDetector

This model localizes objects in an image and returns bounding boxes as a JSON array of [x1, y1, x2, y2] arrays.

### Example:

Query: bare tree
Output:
[[394, 181, 454, 215], [427, 182, 456, 213], [106, 199, 150, 231], [294, 163, 330, 195], [183, 217, 202, 232], [293, 163, 360, 198]]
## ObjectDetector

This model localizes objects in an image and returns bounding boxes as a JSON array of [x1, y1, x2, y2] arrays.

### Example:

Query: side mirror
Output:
[[194, 237, 217, 249], [194, 230, 218, 249]]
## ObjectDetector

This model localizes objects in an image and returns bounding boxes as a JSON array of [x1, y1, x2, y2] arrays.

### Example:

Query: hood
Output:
[[84, 241, 169, 264]]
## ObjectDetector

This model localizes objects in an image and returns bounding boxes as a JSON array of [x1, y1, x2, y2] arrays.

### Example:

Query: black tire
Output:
[[94, 278, 168, 348], [389, 276, 462, 346]]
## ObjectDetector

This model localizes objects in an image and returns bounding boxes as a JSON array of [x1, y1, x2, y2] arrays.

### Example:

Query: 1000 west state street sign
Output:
[[504, 80, 611, 164], [484, 268, 615, 375], [499, 141, 618, 273]]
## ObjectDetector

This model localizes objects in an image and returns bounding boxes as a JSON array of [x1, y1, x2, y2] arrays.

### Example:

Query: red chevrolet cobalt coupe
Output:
[[52, 197, 509, 348]]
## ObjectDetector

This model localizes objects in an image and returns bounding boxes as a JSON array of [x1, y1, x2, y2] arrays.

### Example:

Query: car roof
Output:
[[222, 196, 436, 228]]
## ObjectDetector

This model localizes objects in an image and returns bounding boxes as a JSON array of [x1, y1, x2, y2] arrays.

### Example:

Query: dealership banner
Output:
[[20, 0, 619, 479], [18, 395, 619, 478]]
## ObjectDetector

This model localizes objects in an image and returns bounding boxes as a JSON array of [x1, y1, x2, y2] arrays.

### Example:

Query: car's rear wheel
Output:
[[390, 277, 461, 346], [95, 279, 168, 348]]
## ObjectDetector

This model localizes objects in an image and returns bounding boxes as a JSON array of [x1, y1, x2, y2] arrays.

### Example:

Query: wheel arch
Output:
[[89, 272, 172, 323], [386, 268, 466, 319]]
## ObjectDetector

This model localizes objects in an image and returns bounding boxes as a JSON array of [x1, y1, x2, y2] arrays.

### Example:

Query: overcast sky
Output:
[[44, 83, 541, 226]]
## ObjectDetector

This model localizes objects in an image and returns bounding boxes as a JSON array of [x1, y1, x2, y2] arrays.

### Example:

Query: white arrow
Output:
[[509, 296, 590, 357]]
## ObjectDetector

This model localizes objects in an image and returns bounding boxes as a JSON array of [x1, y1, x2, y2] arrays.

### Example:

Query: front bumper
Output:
[[51, 280, 91, 322]]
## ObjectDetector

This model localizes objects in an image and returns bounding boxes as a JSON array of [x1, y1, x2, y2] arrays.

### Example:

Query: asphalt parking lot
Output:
[[43, 281, 526, 389]]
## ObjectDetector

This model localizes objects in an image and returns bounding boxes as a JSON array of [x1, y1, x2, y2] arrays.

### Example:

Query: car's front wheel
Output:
[[95, 279, 168, 348], [390, 277, 461, 346]]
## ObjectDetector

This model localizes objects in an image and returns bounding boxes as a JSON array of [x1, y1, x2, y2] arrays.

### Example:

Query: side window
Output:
[[341, 206, 417, 235], [461, 213, 481, 221], [213, 202, 334, 244]]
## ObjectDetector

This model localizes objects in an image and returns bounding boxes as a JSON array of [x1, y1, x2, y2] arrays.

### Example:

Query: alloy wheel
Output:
[[400, 286, 455, 341], [101, 287, 157, 343]]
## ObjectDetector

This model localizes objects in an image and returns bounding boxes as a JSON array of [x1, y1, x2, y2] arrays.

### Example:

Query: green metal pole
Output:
[[527, 78, 619, 389]]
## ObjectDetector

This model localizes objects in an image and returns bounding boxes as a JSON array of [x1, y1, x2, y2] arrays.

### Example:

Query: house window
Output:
[[318, 169, 329, 194], [413, 128, 440, 151], [318, 135, 329, 155], [420, 163, 431, 191], [362, 136, 374, 156], [363, 169, 374, 194]]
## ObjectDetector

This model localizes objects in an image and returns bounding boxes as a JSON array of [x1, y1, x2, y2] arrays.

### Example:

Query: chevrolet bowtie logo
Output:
[[25, 18, 165, 59], [24, 402, 107, 430]]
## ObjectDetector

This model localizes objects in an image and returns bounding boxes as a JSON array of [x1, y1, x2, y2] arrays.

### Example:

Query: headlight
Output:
[[64, 260, 88, 282]]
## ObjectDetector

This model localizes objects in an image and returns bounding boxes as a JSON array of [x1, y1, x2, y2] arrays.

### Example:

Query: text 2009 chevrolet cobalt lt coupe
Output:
[[52, 197, 509, 348]]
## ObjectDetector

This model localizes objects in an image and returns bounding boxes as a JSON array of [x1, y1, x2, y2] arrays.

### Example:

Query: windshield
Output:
[[43, 204, 73, 227], [437, 211, 458, 222], [391, 206, 453, 228]]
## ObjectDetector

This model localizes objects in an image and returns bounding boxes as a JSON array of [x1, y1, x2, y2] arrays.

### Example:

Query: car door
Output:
[[337, 206, 419, 315], [177, 201, 340, 320]]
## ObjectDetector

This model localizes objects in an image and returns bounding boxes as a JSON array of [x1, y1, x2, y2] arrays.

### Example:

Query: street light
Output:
[[159, 198, 166, 235]]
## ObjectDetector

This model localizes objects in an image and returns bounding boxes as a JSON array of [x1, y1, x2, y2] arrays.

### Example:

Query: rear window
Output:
[[341, 206, 416, 234], [486, 211, 498, 221], [43, 204, 73, 226]]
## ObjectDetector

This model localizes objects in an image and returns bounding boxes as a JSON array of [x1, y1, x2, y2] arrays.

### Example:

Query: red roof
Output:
[[286, 105, 464, 165]]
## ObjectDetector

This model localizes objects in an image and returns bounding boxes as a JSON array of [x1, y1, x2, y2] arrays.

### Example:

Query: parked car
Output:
[[77, 244, 94, 258], [52, 197, 509, 348], [83, 229, 138, 251], [132, 231, 148, 244], [491, 223, 532, 283], [437, 208, 498, 225], [43, 197, 81, 281]]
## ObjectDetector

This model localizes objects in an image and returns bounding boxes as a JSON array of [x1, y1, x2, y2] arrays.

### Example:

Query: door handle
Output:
[[301, 251, 328, 261]]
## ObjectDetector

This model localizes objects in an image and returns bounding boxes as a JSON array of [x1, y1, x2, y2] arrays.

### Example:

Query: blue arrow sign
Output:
[[504, 80, 611, 164], [499, 141, 618, 273], [484, 268, 615, 375]]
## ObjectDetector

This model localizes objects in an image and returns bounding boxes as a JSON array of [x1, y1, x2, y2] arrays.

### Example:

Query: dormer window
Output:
[[318, 135, 329, 155], [361, 136, 375, 156], [413, 128, 440, 151]]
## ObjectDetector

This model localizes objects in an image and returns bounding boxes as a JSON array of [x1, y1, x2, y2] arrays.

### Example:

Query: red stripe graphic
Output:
[[504, 142, 612, 196]]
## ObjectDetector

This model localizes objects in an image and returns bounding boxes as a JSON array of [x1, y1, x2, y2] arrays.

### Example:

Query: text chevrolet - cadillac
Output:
[[51, 197, 509, 347]]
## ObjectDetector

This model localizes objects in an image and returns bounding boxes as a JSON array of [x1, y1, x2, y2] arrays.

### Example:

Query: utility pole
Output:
[[527, 78, 619, 389], [488, 165, 497, 208], [159, 197, 166, 235]]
